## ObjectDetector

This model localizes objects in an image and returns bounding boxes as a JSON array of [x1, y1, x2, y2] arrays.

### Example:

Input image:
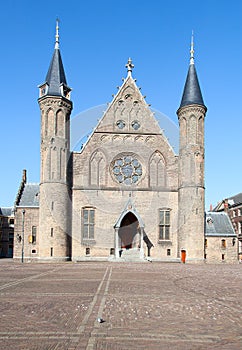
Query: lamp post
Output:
[[21, 209, 25, 263]]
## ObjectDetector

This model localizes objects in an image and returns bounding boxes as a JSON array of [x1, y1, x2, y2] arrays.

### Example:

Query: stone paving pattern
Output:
[[0, 261, 241, 349]]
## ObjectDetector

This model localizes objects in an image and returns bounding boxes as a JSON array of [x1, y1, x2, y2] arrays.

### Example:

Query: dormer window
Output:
[[39, 83, 48, 98], [207, 217, 213, 225]]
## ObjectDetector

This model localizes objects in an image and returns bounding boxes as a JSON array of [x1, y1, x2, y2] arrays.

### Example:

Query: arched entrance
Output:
[[119, 212, 139, 249]]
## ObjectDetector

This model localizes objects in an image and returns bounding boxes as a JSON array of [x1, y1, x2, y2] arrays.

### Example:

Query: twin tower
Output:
[[37, 23, 207, 262]]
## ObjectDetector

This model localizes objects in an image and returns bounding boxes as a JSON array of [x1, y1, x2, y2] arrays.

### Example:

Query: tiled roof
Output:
[[18, 183, 40, 207], [205, 212, 236, 237], [0, 207, 13, 216], [228, 192, 242, 207], [213, 192, 242, 211]]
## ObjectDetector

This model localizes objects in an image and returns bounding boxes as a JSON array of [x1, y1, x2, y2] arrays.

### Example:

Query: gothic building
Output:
[[13, 24, 238, 263]]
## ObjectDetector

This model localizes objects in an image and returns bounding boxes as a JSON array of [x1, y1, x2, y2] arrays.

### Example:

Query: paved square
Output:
[[0, 261, 241, 349]]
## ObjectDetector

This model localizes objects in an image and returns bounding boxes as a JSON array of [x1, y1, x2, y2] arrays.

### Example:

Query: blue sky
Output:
[[0, 0, 241, 209]]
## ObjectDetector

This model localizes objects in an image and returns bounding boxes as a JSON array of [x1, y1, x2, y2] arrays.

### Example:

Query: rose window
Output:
[[112, 155, 142, 185]]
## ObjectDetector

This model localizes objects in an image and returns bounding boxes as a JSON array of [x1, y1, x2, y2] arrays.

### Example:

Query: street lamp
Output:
[[21, 209, 25, 263]]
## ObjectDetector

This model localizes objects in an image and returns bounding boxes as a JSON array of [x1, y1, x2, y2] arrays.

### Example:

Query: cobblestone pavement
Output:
[[0, 261, 241, 349]]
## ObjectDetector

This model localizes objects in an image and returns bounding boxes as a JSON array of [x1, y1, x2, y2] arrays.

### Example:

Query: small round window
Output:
[[116, 120, 125, 129], [131, 120, 140, 130]]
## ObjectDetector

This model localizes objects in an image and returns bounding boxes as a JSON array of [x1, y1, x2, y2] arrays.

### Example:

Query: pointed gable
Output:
[[94, 74, 162, 135], [114, 197, 145, 228], [73, 59, 178, 190]]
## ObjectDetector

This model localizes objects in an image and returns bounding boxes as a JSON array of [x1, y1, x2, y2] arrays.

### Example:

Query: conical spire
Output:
[[41, 20, 71, 98], [179, 34, 205, 109]]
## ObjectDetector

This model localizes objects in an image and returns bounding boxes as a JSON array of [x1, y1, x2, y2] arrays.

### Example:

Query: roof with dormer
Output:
[[213, 192, 242, 211], [205, 212, 236, 237], [227, 193, 242, 207], [40, 20, 70, 97]]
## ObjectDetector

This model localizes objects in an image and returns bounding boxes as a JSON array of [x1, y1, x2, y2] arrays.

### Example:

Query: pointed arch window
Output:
[[149, 151, 166, 187], [188, 115, 197, 144], [46, 109, 55, 136], [90, 150, 106, 187], [56, 110, 64, 137]]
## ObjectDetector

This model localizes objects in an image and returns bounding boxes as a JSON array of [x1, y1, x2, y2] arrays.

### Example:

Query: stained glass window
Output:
[[112, 155, 142, 185]]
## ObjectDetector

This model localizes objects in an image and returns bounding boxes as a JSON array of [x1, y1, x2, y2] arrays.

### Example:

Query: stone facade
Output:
[[71, 74, 181, 261], [177, 104, 206, 262], [13, 207, 39, 261], [38, 95, 72, 260], [12, 28, 238, 263], [205, 212, 237, 263], [205, 236, 238, 263]]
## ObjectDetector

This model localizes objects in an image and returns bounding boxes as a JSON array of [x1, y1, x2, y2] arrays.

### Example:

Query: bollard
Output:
[[181, 249, 186, 263]]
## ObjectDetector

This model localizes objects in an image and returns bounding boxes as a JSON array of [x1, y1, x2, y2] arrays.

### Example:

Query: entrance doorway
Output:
[[119, 212, 139, 249]]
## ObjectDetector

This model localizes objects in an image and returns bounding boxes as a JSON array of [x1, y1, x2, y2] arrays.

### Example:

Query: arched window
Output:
[[56, 110, 64, 137], [46, 109, 54, 136], [188, 115, 197, 144], [90, 150, 106, 186], [149, 151, 166, 187], [221, 239, 226, 249]]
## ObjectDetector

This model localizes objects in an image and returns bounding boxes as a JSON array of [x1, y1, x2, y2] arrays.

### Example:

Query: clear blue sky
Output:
[[0, 0, 241, 209]]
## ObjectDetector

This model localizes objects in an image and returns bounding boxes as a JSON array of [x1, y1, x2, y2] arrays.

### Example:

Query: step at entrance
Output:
[[120, 248, 144, 262]]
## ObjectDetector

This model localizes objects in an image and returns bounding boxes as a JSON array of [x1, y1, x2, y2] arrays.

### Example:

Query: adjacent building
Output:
[[0, 207, 14, 258], [205, 212, 237, 263], [213, 193, 242, 261]]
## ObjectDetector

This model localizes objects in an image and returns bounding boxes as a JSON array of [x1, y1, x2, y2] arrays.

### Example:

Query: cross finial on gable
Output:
[[125, 57, 134, 77]]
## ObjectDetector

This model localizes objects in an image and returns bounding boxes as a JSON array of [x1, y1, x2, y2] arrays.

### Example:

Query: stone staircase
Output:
[[120, 248, 145, 262]]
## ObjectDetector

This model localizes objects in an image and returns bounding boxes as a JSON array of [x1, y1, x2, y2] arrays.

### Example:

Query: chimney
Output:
[[224, 199, 229, 213], [22, 169, 27, 184], [210, 204, 213, 211]]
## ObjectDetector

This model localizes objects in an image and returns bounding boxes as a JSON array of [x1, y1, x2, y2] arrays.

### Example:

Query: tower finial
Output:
[[125, 57, 134, 77], [190, 30, 194, 65], [55, 18, 60, 49]]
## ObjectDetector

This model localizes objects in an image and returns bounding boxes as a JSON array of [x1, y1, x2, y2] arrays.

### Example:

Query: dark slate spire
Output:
[[179, 34, 205, 109], [45, 48, 67, 94], [38, 20, 71, 99]]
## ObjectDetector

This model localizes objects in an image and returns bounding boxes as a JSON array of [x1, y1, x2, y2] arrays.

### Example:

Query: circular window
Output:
[[111, 155, 143, 185], [131, 120, 140, 130], [116, 120, 125, 129]]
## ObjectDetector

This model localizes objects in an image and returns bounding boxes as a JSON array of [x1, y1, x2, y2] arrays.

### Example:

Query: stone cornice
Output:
[[177, 104, 207, 118], [38, 96, 72, 111]]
